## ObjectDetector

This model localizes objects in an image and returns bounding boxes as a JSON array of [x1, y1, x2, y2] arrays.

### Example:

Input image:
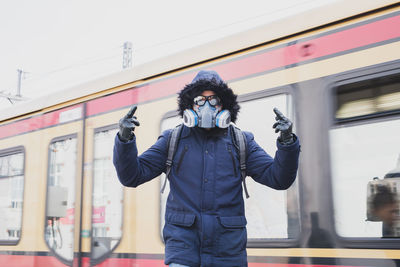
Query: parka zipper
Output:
[[228, 146, 238, 177], [176, 145, 188, 173]]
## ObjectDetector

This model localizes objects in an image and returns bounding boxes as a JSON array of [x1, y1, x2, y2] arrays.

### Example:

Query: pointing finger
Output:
[[126, 105, 138, 118], [273, 107, 285, 120]]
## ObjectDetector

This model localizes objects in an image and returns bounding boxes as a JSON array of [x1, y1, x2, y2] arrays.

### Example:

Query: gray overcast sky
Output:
[[0, 0, 334, 108]]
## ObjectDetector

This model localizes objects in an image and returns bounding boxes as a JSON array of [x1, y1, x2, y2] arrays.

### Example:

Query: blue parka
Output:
[[113, 124, 300, 267]]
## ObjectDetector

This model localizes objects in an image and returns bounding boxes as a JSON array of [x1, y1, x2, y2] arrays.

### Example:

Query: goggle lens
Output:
[[194, 95, 220, 106]]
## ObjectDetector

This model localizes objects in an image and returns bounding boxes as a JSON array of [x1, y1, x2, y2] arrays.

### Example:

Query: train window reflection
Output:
[[335, 74, 400, 120], [45, 136, 77, 261], [330, 119, 400, 237], [0, 148, 24, 244], [237, 94, 300, 240], [92, 127, 123, 260]]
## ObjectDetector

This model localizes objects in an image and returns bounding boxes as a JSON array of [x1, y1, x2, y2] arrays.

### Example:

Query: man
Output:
[[113, 70, 300, 267], [371, 185, 398, 237]]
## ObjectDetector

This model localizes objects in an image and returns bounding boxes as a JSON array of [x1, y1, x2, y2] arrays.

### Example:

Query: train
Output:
[[1, 0, 400, 266]]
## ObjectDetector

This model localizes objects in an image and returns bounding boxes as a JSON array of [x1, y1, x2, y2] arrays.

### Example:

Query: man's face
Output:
[[192, 90, 222, 111], [375, 203, 398, 225]]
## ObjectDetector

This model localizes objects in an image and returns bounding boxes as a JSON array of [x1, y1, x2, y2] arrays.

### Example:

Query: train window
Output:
[[91, 127, 123, 260], [0, 147, 24, 244], [331, 73, 400, 238], [236, 93, 300, 241], [335, 73, 400, 120], [159, 93, 301, 243], [45, 136, 77, 261]]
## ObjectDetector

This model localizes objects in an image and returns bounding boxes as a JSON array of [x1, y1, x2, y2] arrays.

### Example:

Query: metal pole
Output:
[[122, 42, 132, 69], [17, 69, 23, 97]]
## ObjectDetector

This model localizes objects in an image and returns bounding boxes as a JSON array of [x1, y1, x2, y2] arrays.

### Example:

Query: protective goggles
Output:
[[193, 95, 221, 107]]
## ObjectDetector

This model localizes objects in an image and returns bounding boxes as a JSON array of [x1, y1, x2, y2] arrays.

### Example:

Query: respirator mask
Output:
[[183, 95, 231, 128]]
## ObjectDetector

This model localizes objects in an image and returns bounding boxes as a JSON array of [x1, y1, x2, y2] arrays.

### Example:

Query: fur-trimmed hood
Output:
[[177, 70, 240, 123]]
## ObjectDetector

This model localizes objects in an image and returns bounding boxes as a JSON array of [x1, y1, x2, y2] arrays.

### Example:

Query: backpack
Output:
[[161, 124, 250, 198]]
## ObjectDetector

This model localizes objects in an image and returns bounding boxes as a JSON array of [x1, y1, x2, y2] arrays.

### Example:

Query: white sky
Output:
[[0, 0, 335, 108]]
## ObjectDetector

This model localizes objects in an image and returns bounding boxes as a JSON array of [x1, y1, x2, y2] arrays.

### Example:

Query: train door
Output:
[[42, 104, 86, 267], [71, 112, 125, 267], [42, 105, 125, 267]]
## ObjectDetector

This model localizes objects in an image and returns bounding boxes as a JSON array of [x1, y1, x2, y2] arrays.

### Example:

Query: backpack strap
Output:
[[230, 124, 250, 199], [161, 124, 183, 193]]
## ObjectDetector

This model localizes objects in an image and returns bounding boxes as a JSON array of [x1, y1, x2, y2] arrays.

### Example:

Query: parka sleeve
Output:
[[113, 129, 171, 187], [245, 131, 300, 190]]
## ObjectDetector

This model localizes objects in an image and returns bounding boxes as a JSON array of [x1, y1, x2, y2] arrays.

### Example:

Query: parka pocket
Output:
[[216, 216, 247, 257], [163, 212, 196, 250], [166, 212, 196, 227]]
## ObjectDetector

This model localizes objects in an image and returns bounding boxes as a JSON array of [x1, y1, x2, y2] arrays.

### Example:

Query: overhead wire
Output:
[[23, 46, 122, 83]]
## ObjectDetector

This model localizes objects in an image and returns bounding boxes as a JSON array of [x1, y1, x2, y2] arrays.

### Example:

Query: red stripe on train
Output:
[[211, 14, 400, 81], [89, 257, 358, 267], [94, 258, 356, 267], [0, 254, 359, 267], [0, 104, 83, 139], [1, 14, 400, 139], [0, 255, 68, 267]]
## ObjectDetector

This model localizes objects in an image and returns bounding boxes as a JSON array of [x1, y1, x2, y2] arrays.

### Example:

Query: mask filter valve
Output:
[[183, 109, 198, 128], [215, 110, 231, 128]]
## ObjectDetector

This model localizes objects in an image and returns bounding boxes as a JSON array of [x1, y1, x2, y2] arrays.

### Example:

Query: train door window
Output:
[[236, 93, 300, 242], [0, 147, 24, 244], [91, 127, 123, 261], [330, 72, 400, 238], [45, 136, 77, 261]]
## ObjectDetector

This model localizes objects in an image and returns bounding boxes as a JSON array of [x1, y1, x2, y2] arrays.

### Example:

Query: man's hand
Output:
[[272, 107, 294, 145], [118, 105, 140, 142]]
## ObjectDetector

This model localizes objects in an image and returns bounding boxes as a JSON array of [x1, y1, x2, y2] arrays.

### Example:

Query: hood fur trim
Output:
[[177, 71, 240, 123]]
